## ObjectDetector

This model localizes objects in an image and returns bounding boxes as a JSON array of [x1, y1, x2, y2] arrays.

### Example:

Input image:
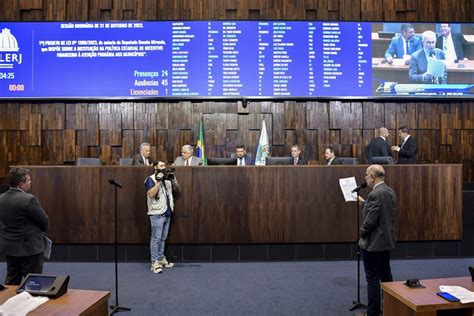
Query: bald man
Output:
[[366, 127, 392, 163], [359, 165, 396, 316]]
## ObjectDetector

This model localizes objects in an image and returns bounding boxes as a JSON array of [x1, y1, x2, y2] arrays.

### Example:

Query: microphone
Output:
[[108, 178, 122, 188], [351, 182, 367, 193]]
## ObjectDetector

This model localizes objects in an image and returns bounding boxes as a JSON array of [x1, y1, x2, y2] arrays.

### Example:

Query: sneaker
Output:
[[151, 261, 163, 273], [158, 258, 174, 268]]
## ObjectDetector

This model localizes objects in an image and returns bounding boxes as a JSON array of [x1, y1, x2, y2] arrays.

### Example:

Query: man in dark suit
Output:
[[391, 126, 417, 164], [384, 23, 421, 65], [366, 127, 392, 163], [291, 145, 307, 165], [359, 164, 396, 316], [133, 142, 156, 166], [436, 23, 470, 62], [173, 145, 202, 166], [324, 146, 342, 165], [409, 30, 447, 84], [235, 145, 253, 166], [0, 168, 49, 285]]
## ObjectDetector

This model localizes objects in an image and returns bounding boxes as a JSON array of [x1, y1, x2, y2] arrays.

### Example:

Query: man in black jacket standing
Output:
[[359, 165, 396, 316], [391, 126, 417, 164], [366, 127, 392, 163], [0, 168, 49, 285]]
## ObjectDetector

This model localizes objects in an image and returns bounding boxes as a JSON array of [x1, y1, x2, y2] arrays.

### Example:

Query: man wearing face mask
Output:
[[409, 30, 447, 84], [358, 165, 396, 316]]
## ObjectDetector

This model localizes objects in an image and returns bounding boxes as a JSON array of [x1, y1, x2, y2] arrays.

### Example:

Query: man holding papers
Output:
[[358, 165, 396, 316], [409, 30, 447, 84]]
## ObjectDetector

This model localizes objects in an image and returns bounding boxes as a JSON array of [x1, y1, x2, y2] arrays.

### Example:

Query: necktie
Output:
[[239, 158, 243, 166], [443, 37, 448, 53], [406, 41, 410, 54], [400, 139, 406, 149], [144, 158, 148, 166], [294, 158, 298, 165], [185, 159, 189, 166]]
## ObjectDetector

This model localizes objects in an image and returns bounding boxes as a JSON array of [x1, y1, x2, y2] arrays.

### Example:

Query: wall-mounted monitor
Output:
[[207, 157, 237, 165], [266, 157, 294, 165], [0, 21, 473, 99]]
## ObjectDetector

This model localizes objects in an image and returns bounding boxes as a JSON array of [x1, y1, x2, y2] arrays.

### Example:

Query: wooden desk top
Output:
[[0, 286, 110, 315], [382, 277, 474, 312], [372, 57, 474, 72]]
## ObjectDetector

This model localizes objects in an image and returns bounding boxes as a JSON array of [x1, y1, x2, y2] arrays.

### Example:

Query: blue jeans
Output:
[[362, 249, 393, 316], [149, 215, 170, 262]]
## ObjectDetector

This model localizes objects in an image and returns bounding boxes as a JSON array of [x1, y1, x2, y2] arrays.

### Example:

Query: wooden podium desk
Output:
[[0, 287, 110, 315], [382, 277, 474, 316]]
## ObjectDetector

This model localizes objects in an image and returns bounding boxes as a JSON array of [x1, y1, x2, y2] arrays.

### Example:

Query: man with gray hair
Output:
[[358, 164, 396, 316], [409, 30, 447, 84], [173, 145, 202, 166], [133, 142, 156, 166], [0, 168, 49, 285], [366, 127, 392, 163]]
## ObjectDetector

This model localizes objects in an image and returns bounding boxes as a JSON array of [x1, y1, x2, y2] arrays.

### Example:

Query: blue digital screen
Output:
[[0, 21, 472, 99]]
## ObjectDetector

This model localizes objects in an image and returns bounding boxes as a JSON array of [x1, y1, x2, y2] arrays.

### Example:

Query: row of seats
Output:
[[76, 157, 364, 166]]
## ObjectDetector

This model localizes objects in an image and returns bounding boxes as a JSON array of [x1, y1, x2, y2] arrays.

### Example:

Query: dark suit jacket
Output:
[[409, 48, 447, 83], [398, 136, 417, 164], [436, 33, 470, 60], [358, 182, 396, 252], [236, 156, 254, 166], [327, 157, 342, 165], [384, 35, 422, 59], [132, 154, 156, 166], [366, 137, 392, 163], [172, 156, 203, 166], [293, 157, 307, 165], [0, 188, 49, 257]]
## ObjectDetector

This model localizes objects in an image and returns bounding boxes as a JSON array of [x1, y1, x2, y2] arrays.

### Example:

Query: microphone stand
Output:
[[350, 189, 366, 311], [108, 181, 131, 315]]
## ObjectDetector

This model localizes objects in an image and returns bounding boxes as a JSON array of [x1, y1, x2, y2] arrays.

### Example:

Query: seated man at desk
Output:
[[436, 23, 470, 62], [384, 23, 421, 65], [235, 145, 253, 166], [409, 30, 447, 84]]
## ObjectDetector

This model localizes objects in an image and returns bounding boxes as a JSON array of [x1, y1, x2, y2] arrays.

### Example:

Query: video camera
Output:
[[152, 163, 175, 181]]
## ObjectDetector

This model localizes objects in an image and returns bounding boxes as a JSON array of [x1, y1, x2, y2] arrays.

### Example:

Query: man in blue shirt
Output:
[[145, 161, 181, 273], [384, 23, 421, 65]]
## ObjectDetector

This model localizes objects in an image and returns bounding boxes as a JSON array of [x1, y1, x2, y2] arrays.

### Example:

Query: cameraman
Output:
[[145, 161, 180, 273]]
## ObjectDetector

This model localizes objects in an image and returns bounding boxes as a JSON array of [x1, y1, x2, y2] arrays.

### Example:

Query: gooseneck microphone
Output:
[[108, 178, 122, 188], [351, 182, 367, 193]]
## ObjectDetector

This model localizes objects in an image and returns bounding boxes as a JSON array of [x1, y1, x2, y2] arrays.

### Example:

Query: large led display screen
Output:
[[0, 21, 473, 99]]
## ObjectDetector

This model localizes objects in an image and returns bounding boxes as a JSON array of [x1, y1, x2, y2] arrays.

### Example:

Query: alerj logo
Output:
[[0, 28, 22, 69]]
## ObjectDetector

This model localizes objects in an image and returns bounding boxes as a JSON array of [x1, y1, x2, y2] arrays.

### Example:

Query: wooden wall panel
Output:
[[0, 0, 473, 181]]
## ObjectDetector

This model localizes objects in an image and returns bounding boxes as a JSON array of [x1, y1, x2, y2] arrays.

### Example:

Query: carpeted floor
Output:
[[1, 258, 473, 315]]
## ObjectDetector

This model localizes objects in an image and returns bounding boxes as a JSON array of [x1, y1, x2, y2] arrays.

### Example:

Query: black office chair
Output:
[[119, 158, 134, 166], [76, 158, 101, 166], [339, 157, 359, 165], [371, 156, 393, 165]]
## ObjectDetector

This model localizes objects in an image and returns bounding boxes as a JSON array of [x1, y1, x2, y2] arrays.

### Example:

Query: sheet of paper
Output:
[[427, 58, 445, 77], [0, 291, 49, 315], [43, 235, 52, 260], [339, 177, 358, 202], [392, 58, 406, 66], [439, 285, 474, 304]]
